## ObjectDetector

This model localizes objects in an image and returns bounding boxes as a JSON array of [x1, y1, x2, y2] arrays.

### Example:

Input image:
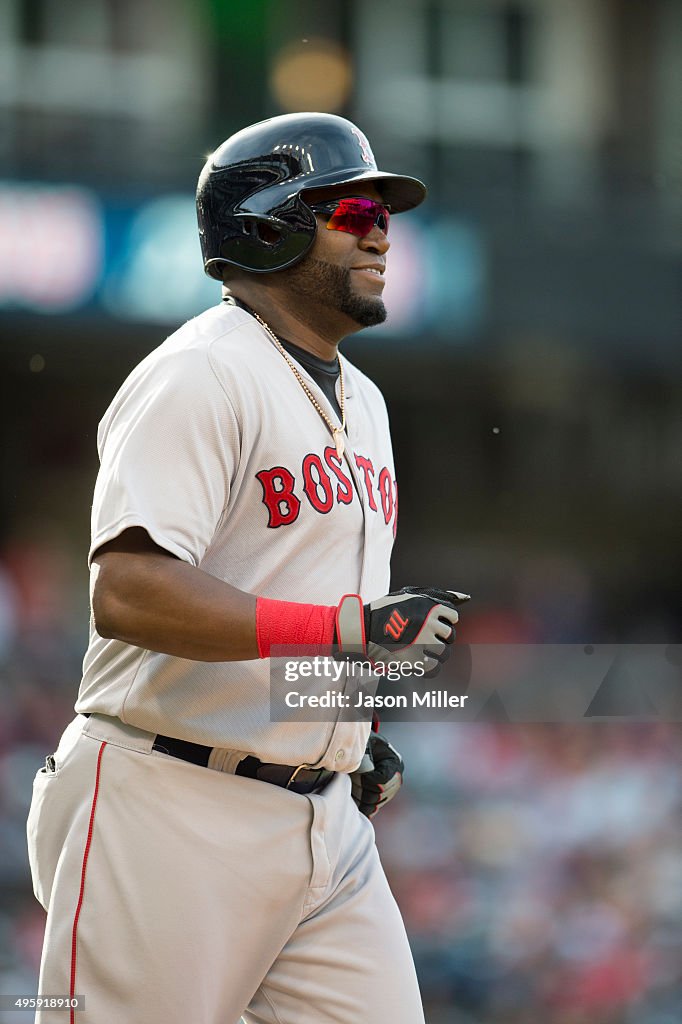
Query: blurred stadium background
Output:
[[1, 1, 681, 1021]]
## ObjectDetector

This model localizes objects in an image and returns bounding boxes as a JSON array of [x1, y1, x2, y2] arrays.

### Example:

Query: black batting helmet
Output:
[[196, 112, 426, 277]]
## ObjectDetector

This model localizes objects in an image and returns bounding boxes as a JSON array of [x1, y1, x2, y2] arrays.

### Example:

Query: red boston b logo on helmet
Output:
[[350, 127, 374, 166]]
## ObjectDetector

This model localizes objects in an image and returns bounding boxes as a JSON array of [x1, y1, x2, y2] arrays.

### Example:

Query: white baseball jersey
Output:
[[75, 302, 398, 772]]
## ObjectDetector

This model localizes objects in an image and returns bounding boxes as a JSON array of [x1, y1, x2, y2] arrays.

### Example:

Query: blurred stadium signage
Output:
[[0, 181, 484, 338], [0, 185, 103, 312]]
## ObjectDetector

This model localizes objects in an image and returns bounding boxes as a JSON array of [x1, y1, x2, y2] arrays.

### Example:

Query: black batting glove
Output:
[[335, 586, 470, 675], [350, 731, 405, 819]]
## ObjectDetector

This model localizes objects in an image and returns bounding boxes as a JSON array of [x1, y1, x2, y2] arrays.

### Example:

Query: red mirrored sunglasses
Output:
[[308, 197, 391, 238]]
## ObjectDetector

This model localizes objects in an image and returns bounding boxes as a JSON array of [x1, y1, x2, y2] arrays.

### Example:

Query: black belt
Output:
[[152, 734, 335, 795]]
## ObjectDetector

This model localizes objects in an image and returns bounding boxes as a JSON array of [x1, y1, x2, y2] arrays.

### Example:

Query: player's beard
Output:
[[283, 257, 387, 329]]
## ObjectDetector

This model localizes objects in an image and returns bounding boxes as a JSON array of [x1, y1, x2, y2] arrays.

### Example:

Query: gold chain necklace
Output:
[[250, 308, 347, 460]]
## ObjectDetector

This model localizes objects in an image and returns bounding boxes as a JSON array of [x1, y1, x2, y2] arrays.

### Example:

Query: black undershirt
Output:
[[224, 296, 342, 419], [277, 338, 342, 421]]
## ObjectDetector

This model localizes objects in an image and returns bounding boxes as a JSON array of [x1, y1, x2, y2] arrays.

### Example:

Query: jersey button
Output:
[[335, 749, 345, 762]]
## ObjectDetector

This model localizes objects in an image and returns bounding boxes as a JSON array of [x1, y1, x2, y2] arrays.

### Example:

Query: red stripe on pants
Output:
[[70, 741, 107, 1024]]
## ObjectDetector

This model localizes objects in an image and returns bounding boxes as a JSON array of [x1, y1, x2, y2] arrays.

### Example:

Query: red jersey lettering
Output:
[[378, 467, 394, 525], [324, 446, 354, 505], [302, 454, 334, 514], [354, 454, 377, 511], [256, 467, 301, 528]]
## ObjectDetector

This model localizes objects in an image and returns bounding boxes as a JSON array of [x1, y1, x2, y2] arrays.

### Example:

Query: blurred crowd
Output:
[[0, 537, 680, 1024], [0, 537, 87, 1021], [379, 722, 681, 1024]]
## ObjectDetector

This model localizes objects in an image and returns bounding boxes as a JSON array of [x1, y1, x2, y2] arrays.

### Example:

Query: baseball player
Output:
[[26, 112, 467, 1024]]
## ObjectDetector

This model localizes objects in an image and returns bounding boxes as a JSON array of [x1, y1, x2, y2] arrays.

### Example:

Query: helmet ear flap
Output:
[[235, 216, 282, 245], [232, 212, 303, 250], [253, 219, 284, 245], [215, 207, 316, 274]]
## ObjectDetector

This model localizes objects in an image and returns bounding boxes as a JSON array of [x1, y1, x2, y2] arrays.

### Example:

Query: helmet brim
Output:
[[300, 168, 426, 212]]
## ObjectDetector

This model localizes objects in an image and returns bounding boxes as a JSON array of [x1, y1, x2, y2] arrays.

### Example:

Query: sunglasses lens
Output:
[[325, 198, 390, 237]]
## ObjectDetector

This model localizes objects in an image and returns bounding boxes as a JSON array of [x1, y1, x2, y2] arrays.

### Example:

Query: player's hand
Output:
[[335, 586, 470, 675], [350, 731, 404, 819]]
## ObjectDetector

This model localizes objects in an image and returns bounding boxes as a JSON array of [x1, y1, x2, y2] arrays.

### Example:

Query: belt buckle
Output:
[[286, 763, 313, 789]]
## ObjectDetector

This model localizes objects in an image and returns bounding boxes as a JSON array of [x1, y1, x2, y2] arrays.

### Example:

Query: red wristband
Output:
[[255, 597, 337, 658]]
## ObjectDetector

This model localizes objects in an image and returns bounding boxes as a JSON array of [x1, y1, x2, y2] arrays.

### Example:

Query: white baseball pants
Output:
[[27, 714, 425, 1023]]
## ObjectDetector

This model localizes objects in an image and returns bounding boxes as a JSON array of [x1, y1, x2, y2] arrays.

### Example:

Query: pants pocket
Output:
[[26, 763, 59, 910], [26, 715, 86, 910]]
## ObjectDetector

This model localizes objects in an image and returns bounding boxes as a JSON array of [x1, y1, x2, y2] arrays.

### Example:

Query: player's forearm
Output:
[[92, 534, 467, 667], [92, 552, 259, 661]]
